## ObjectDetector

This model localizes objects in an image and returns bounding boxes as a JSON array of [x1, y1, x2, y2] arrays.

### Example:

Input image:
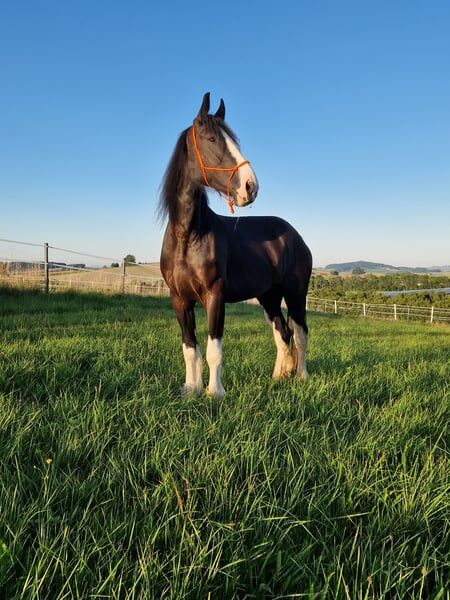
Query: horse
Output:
[[159, 93, 312, 398]]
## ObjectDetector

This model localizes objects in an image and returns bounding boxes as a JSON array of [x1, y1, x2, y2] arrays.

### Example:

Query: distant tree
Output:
[[330, 271, 339, 276], [111, 262, 119, 268], [352, 267, 365, 275], [124, 254, 136, 265]]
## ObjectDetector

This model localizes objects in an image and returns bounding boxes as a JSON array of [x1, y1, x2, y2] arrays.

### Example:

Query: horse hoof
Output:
[[296, 371, 309, 381], [206, 386, 225, 399], [272, 372, 290, 380], [182, 384, 203, 396]]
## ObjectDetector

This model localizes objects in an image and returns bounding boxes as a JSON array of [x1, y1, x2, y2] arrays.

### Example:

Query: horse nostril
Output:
[[246, 180, 254, 195]]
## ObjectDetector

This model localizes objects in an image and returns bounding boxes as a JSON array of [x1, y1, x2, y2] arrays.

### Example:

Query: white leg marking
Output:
[[292, 323, 309, 380], [206, 336, 224, 398], [271, 322, 295, 379], [182, 343, 203, 394], [221, 130, 258, 205]]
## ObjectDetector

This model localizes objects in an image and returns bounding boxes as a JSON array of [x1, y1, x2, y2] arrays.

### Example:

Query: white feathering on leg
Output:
[[182, 344, 203, 393], [206, 336, 224, 398], [292, 323, 309, 380], [271, 322, 295, 379]]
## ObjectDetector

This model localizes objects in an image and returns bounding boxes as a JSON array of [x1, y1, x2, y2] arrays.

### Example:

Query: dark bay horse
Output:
[[159, 93, 312, 397]]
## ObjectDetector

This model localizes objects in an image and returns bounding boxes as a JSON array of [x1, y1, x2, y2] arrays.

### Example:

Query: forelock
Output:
[[202, 115, 239, 145]]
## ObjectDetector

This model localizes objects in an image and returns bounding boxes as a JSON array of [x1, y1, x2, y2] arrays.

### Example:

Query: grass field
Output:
[[0, 288, 449, 599]]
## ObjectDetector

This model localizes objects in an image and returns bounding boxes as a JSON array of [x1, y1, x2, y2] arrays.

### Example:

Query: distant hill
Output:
[[325, 261, 446, 273]]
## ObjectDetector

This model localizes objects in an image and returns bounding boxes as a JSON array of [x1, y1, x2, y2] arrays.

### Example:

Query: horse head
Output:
[[190, 92, 259, 211]]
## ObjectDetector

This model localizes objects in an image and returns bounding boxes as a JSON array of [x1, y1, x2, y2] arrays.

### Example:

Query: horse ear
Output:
[[196, 92, 210, 120], [214, 98, 225, 120]]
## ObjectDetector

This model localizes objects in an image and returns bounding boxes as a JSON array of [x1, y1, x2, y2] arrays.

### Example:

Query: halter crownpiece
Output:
[[191, 125, 250, 215]]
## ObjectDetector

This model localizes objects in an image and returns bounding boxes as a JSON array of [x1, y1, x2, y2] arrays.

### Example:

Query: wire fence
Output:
[[1, 237, 450, 324], [0, 237, 169, 296]]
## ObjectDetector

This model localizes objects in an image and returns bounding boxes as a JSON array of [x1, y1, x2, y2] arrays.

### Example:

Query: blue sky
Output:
[[1, 1, 449, 267]]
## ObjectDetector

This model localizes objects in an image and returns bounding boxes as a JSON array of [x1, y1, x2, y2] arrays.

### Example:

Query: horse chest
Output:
[[164, 252, 220, 300]]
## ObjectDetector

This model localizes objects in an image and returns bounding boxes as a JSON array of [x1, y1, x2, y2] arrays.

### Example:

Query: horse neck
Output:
[[171, 182, 210, 237]]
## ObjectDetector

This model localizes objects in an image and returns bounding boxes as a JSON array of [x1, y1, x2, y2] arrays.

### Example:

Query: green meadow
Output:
[[0, 289, 449, 599]]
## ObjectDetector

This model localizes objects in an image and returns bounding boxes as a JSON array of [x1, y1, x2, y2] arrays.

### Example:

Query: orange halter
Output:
[[191, 125, 250, 215]]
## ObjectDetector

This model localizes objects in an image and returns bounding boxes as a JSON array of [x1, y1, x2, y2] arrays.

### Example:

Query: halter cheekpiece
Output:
[[191, 125, 249, 215]]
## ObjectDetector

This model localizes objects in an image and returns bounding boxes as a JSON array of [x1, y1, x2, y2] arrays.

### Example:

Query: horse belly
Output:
[[224, 260, 273, 303]]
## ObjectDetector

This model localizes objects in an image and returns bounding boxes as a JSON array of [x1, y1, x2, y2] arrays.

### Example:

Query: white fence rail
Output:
[[305, 297, 450, 323], [1, 237, 450, 324]]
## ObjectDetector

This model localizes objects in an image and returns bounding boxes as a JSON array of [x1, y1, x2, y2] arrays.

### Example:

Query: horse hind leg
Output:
[[271, 315, 296, 379], [284, 291, 309, 380], [259, 291, 296, 379], [292, 320, 308, 380]]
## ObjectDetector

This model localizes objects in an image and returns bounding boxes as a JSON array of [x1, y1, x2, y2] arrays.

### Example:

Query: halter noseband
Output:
[[191, 125, 250, 215]]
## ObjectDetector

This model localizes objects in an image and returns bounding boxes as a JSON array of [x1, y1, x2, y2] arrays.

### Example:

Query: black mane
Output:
[[158, 127, 190, 223], [158, 119, 239, 223]]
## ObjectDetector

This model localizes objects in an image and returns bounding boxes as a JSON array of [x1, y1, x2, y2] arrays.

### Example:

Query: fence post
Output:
[[306, 296, 309, 311], [363, 302, 366, 317], [121, 259, 126, 293], [334, 300, 338, 314], [430, 306, 434, 323], [44, 242, 49, 293], [394, 304, 397, 320]]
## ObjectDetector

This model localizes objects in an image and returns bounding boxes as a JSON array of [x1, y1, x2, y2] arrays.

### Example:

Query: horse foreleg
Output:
[[206, 286, 225, 399], [172, 294, 203, 394]]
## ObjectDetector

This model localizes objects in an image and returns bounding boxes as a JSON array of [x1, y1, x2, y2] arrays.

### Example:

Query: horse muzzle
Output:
[[246, 179, 258, 202], [235, 179, 259, 207]]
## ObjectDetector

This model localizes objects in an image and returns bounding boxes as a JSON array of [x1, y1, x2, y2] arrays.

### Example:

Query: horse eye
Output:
[[208, 137, 216, 143]]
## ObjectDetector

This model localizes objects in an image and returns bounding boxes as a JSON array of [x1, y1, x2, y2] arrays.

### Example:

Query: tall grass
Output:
[[0, 289, 449, 599]]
